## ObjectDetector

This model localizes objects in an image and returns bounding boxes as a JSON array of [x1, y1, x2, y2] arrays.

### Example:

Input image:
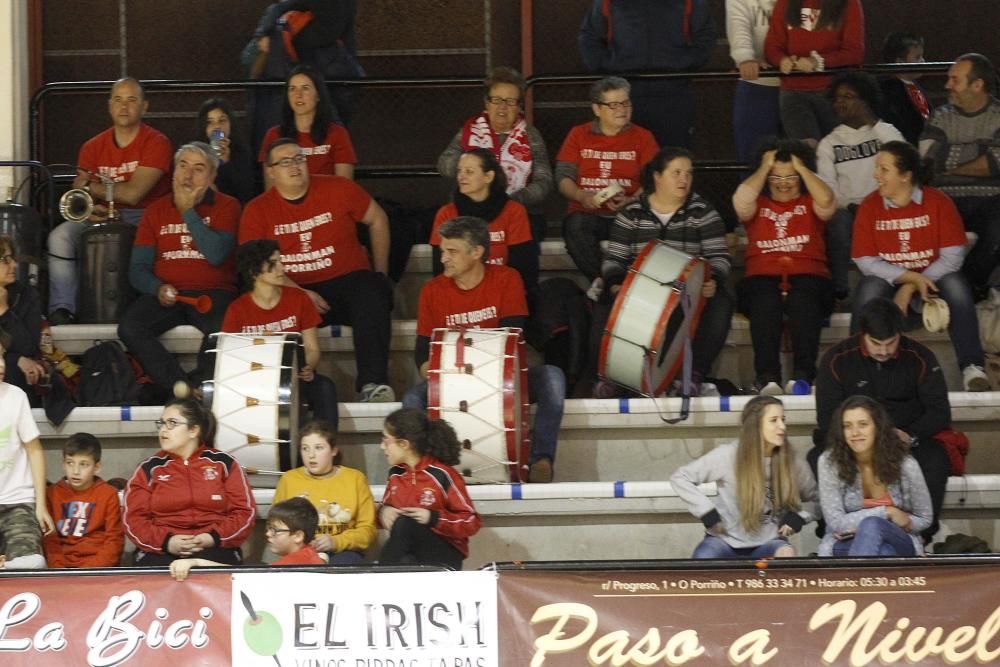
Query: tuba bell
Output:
[[59, 187, 95, 223]]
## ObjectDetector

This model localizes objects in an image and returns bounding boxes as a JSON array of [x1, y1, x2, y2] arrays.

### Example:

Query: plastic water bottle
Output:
[[210, 128, 225, 161]]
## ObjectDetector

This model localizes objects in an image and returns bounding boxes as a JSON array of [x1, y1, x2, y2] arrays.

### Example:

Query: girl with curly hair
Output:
[[818, 395, 933, 556], [377, 408, 481, 569], [671, 395, 818, 559]]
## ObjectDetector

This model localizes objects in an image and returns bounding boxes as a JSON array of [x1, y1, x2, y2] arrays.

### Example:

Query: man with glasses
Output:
[[920, 53, 1000, 295], [240, 138, 394, 402], [437, 66, 554, 243], [556, 76, 659, 292], [46, 77, 173, 325], [117, 142, 240, 401], [578, 0, 716, 149]]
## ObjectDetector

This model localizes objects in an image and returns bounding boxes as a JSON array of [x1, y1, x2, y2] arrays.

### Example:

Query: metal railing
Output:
[[28, 62, 952, 182]]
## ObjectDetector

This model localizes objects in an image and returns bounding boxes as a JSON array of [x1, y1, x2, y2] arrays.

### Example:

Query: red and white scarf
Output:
[[460, 112, 533, 193]]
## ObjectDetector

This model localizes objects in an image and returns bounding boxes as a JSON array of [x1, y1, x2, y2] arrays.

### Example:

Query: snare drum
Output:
[[202, 333, 300, 477], [428, 327, 530, 483], [599, 241, 708, 396]]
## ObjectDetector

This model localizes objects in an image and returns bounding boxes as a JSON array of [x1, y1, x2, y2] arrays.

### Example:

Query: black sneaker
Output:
[[48, 308, 76, 325]]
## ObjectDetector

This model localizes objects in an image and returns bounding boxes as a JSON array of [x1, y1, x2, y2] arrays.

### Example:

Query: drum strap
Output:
[[647, 284, 693, 424]]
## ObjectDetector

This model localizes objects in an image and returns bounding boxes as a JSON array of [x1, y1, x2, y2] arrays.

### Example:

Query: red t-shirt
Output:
[[556, 122, 659, 214], [417, 264, 528, 336], [77, 123, 173, 208], [430, 200, 533, 266], [273, 544, 326, 566], [764, 0, 865, 91], [852, 187, 967, 272], [221, 287, 322, 334], [239, 175, 373, 285], [134, 190, 241, 291], [259, 124, 358, 174], [742, 194, 830, 278]]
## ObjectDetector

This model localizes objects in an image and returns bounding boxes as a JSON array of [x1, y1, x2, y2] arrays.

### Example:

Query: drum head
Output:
[[203, 333, 300, 481], [428, 328, 529, 483], [598, 241, 709, 396]]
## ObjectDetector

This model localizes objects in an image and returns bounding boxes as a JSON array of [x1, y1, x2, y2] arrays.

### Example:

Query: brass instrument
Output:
[[58, 174, 117, 223]]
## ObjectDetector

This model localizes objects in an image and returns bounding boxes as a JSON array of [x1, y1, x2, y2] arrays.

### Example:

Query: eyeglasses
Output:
[[596, 100, 632, 110], [269, 154, 307, 168], [486, 96, 520, 107], [265, 527, 291, 536], [154, 418, 190, 430], [767, 174, 800, 183], [0, 255, 14, 265]]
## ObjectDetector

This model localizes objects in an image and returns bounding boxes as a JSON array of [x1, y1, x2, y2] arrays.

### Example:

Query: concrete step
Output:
[[50, 311, 972, 395]]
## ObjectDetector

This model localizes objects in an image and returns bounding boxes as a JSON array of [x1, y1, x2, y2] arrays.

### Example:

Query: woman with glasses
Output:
[[123, 397, 256, 566], [438, 67, 553, 244], [556, 76, 659, 291], [0, 234, 45, 397], [259, 64, 356, 189], [734, 139, 835, 395]]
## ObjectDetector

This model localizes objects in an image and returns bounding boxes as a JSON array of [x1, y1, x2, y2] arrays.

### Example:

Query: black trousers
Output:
[[378, 516, 464, 570]]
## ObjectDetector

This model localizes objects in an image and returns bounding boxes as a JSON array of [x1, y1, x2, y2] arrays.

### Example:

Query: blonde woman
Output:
[[671, 395, 818, 558]]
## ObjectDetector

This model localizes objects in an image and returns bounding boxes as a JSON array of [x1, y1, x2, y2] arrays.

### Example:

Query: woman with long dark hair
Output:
[[195, 97, 255, 204], [818, 395, 932, 556], [671, 395, 818, 558], [258, 64, 357, 187]]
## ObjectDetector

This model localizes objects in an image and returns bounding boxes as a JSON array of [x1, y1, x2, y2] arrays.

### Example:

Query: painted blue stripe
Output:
[[720, 396, 730, 412], [618, 398, 630, 413], [511, 484, 522, 500], [120, 405, 131, 421], [614, 481, 625, 498], [330, 325, 342, 337]]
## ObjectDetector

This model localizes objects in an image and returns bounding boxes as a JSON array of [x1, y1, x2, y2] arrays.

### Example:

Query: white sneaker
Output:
[[360, 383, 396, 402], [962, 365, 990, 392], [757, 381, 782, 396]]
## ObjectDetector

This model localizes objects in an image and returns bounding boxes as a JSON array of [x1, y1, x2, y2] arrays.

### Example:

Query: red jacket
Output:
[[381, 455, 481, 557], [44, 478, 124, 568], [123, 446, 257, 554]]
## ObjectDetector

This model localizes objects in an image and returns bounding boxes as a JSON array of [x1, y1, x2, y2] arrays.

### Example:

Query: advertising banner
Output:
[[230, 570, 499, 667], [497, 563, 1000, 666], [0, 572, 232, 666]]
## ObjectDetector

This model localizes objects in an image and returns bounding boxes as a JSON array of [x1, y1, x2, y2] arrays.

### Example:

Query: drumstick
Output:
[[175, 294, 213, 313], [778, 256, 793, 298]]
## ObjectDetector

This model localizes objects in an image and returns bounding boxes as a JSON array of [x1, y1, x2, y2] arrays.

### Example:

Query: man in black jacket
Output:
[[810, 297, 952, 541]]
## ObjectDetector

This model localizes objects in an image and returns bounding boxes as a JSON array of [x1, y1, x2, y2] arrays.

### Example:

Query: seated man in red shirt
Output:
[[47, 77, 173, 324], [222, 239, 338, 428], [118, 142, 240, 400], [240, 138, 394, 402], [402, 216, 565, 483]]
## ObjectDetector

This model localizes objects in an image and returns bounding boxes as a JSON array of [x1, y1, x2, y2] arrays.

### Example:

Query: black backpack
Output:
[[76, 341, 141, 407]]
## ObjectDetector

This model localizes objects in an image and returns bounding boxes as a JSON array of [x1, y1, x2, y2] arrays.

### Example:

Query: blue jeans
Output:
[[47, 208, 144, 314], [826, 208, 855, 296], [692, 535, 791, 559], [733, 81, 781, 164], [831, 516, 917, 557], [851, 273, 985, 369], [403, 364, 565, 464]]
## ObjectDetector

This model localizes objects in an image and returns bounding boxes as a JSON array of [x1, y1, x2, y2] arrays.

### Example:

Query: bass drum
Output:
[[599, 240, 708, 396], [202, 333, 300, 482], [428, 327, 529, 483]]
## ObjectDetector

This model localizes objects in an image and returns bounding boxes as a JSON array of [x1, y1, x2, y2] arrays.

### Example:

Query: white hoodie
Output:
[[817, 120, 905, 208]]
